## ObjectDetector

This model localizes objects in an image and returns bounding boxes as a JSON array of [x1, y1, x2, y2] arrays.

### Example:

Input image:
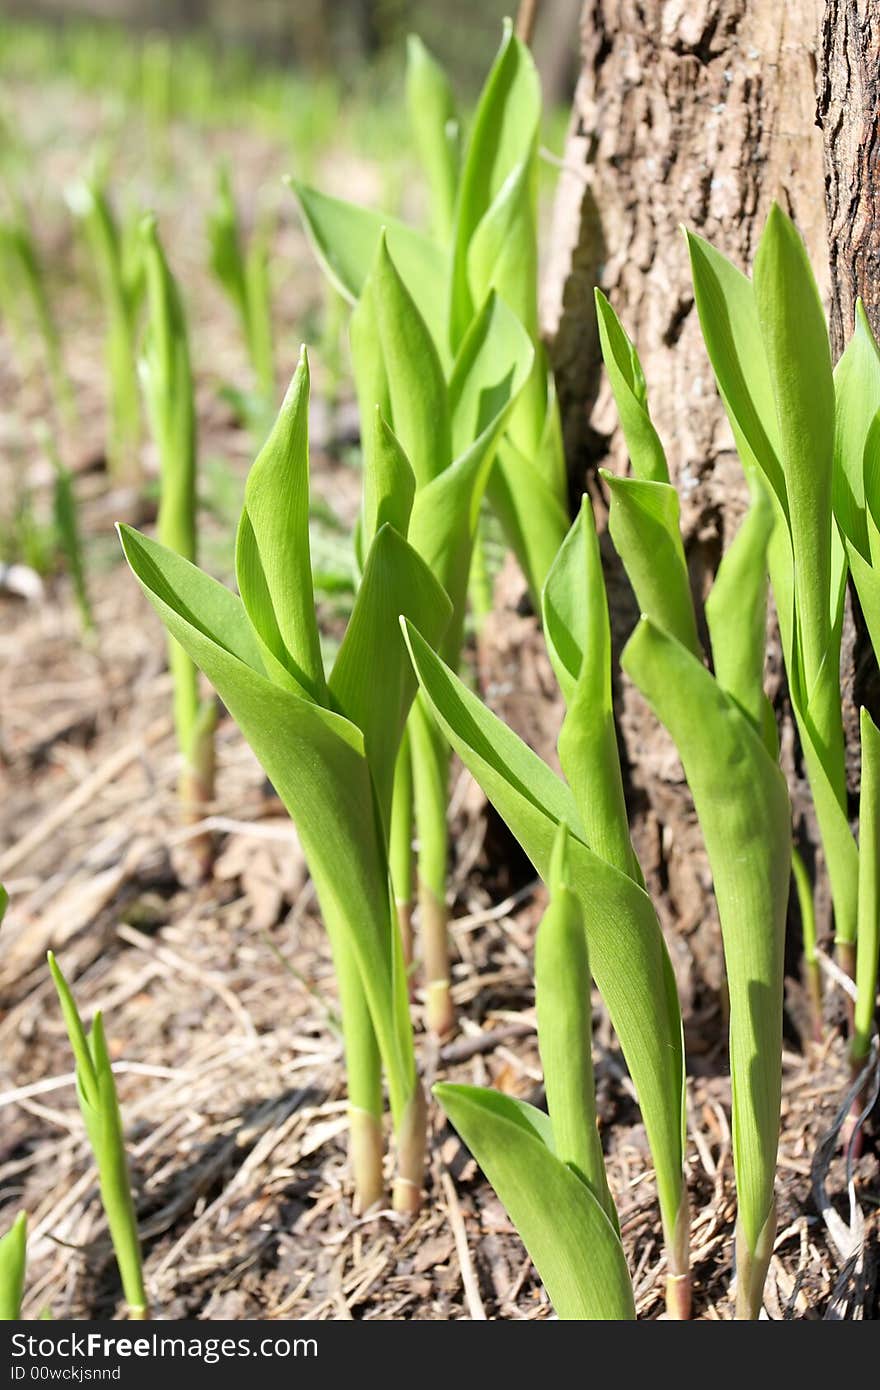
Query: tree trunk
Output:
[[819, 1, 880, 357], [542, 0, 878, 1012]]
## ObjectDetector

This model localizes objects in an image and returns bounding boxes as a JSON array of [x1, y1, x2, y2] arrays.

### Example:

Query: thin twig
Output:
[[515, 0, 540, 46], [815, 948, 858, 1001], [168, 816, 301, 847], [452, 881, 539, 934], [441, 1169, 487, 1320], [439, 1021, 535, 1065], [0, 1061, 181, 1109], [810, 1039, 880, 1319]]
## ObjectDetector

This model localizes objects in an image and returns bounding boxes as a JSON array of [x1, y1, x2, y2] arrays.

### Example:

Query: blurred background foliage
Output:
[[0, 1, 580, 104]]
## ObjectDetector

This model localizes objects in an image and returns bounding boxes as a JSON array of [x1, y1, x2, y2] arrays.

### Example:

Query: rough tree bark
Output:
[[820, 1, 880, 357], [541, 1, 880, 1017]]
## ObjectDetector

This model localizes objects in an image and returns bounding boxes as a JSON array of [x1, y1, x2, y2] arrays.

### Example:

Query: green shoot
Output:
[[403, 496, 689, 1316], [597, 293, 791, 1319], [353, 235, 534, 1033], [853, 709, 880, 1071], [292, 21, 570, 609], [405, 35, 460, 246], [535, 826, 616, 1223], [792, 847, 822, 1045], [120, 352, 452, 1212], [390, 727, 415, 973], [50, 444, 94, 637], [67, 176, 142, 483], [140, 214, 216, 880], [48, 953, 148, 1320], [0, 206, 73, 421], [207, 165, 276, 424], [687, 209, 856, 977], [436, 825, 634, 1320], [0, 1213, 26, 1321]]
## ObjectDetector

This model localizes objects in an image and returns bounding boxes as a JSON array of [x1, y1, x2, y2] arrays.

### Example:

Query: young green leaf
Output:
[[448, 18, 540, 348], [833, 305, 880, 661], [685, 228, 783, 501], [488, 434, 571, 605], [121, 361, 451, 1211], [405, 35, 460, 244], [369, 233, 450, 488], [122, 522, 439, 1119], [349, 277, 391, 484], [361, 408, 416, 552], [687, 217, 855, 955], [601, 471, 701, 658], [235, 350, 326, 703], [141, 214, 197, 562], [543, 499, 636, 878], [447, 290, 532, 462], [207, 165, 275, 410], [403, 620, 686, 1259], [467, 153, 538, 344], [207, 165, 249, 346], [140, 214, 215, 861], [329, 523, 453, 828], [536, 824, 615, 1222], [123, 520, 397, 1175], [289, 179, 448, 362], [833, 302, 880, 560], [594, 290, 668, 483], [705, 474, 775, 744], [864, 413, 880, 570], [1, 211, 72, 420], [435, 1084, 634, 1320], [754, 203, 835, 695], [622, 618, 791, 1317], [407, 290, 534, 659]]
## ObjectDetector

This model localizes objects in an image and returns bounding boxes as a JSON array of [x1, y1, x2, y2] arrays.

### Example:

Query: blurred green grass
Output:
[[0, 14, 568, 180]]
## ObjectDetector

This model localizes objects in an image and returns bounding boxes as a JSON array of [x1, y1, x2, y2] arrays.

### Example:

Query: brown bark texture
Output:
[[540, 0, 880, 1011], [820, 0, 880, 357]]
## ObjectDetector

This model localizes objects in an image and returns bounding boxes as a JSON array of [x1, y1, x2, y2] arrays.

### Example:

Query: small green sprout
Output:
[[0, 1213, 27, 1321], [207, 165, 275, 426], [140, 214, 216, 879], [68, 175, 143, 482], [48, 953, 148, 1320]]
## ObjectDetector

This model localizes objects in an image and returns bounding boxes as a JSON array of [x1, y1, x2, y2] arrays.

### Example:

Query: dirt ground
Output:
[[0, 77, 877, 1321]]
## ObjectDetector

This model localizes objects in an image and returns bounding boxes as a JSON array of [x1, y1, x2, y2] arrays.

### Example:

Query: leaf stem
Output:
[[390, 734, 415, 976], [411, 700, 454, 1036], [792, 846, 823, 1045], [331, 933, 385, 1212]]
